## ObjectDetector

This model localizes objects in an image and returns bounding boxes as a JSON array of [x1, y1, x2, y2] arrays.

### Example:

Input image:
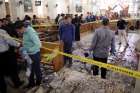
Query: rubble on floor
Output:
[[26, 33, 139, 93], [41, 68, 133, 93]]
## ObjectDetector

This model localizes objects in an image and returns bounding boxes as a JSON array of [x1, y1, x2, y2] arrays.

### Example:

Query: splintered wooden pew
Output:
[[40, 41, 64, 72]]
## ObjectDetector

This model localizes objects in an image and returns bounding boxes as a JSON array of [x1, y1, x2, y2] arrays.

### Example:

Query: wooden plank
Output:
[[41, 42, 64, 72]]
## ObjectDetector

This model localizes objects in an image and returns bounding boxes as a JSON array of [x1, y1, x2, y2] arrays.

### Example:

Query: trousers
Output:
[[29, 52, 42, 86], [63, 41, 72, 65], [118, 29, 128, 45], [0, 50, 21, 93], [91, 56, 107, 79]]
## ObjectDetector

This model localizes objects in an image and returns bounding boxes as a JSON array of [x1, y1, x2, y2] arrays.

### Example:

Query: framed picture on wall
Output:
[[76, 5, 82, 13], [24, 0, 33, 12], [35, 1, 41, 6]]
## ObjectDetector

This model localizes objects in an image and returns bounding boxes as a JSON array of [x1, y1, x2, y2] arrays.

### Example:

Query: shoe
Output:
[[67, 63, 72, 68], [118, 42, 121, 45], [126, 43, 129, 47], [14, 81, 24, 88], [101, 76, 106, 79], [23, 84, 35, 89]]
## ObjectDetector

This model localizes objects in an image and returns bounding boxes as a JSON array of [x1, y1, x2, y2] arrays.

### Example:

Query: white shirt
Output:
[[0, 29, 19, 53]]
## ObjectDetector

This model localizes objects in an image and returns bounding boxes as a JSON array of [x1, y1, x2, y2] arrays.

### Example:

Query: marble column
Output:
[[16, 0, 24, 20], [8, 0, 18, 21], [0, 0, 6, 18]]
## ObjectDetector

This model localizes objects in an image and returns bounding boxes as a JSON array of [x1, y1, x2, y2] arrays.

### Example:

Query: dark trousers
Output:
[[7, 48, 22, 87], [0, 51, 21, 93], [63, 41, 72, 65], [91, 56, 107, 79], [29, 52, 42, 86]]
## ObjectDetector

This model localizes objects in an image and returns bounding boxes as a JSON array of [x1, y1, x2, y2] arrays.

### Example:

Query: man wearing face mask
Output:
[[59, 16, 75, 67]]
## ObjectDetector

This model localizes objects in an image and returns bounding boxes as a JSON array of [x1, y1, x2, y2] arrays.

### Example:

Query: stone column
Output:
[[8, 0, 18, 21], [132, 0, 140, 18], [16, 0, 24, 19], [0, 0, 6, 18]]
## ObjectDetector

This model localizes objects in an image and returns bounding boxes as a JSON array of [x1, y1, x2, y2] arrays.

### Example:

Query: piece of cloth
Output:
[[90, 27, 115, 58], [23, 26, 41, 55], [29, 52, 42, 86], [19, 47, 32, 65], [91, 56, 107, 79], [0, 29, 19, 53], [19, 47, 32, 76], [118, 30, 128, 45]]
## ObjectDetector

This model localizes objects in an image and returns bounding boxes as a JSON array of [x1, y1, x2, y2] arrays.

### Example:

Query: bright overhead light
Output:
[[5, 0, 9, 2]]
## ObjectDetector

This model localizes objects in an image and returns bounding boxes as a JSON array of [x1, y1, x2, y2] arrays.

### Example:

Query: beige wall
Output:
[[0, 0, 6, 19], [6, 0, 138, 20]]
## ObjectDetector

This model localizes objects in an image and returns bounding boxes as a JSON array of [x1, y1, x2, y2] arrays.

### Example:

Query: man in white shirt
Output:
[[0, 19, 22, 93]]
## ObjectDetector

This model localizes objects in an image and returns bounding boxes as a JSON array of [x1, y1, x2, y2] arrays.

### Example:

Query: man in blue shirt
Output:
[[59, 16, 75, 67], [15, 21, 42, 88]]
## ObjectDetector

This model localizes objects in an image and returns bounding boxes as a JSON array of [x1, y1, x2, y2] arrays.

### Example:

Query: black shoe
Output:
[[14, 81, 24, 88], [118, 42, 121, 45], [67, 63, 72, 68], [126, 43, 129, 47], [23, 84, 35, 89], [36, 81, 41, 86], [101, 76, 106, 79]]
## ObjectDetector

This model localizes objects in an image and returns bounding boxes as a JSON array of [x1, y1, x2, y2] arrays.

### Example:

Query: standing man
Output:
[[90, 18, 115, 79], [15, 21, 42, 88], [55, 14, 60, 24], [0, 19, 22, 93], [117, 17, 128, 46], [58, 14, 65, 26], [72, 14, 81, 42], [59, 16, 75, 67]]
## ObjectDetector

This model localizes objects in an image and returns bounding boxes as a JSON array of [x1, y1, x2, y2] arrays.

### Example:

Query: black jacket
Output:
[[117, 19, 127, 30]]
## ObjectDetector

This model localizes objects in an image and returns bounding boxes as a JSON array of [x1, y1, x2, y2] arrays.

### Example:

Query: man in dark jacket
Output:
[[117, 17, 128, 46], [72, 14, 81, 41], [59, 16, 75, 67], [55, 14, 60, 24]]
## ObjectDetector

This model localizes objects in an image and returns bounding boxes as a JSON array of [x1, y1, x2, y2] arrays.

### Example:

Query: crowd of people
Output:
[[55, 12, 129, 24], [0, 14, 129, 93], [58, 15, 129, 78], [0, 15, 42, 93]]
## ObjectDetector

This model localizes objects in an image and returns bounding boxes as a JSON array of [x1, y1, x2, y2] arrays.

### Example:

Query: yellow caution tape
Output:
[[42, 49, 59, 63], [44, 47, 140, 79], [32, 24, 57, 28], [2, 33, 140, 79]]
